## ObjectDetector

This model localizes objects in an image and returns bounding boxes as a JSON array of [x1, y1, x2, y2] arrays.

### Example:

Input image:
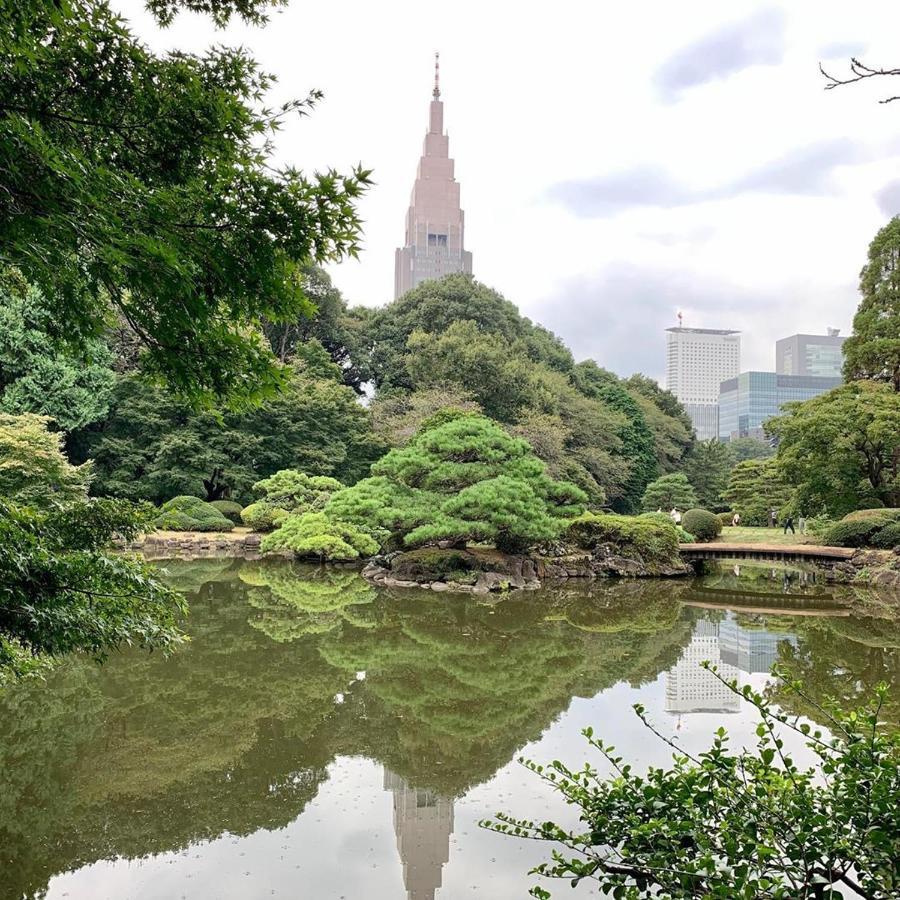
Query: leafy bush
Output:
[[566, 513, 681, 570], [676, 526, 695, 543], [260, 511, 378, 560], [484, 677, 900, 900], [871, 522, 900, 549], [241, 501, 288, 532], [843, 508, 900, 523], [209, 500, 243, 524], [856, 496, 886, 509], [154, 496, 233, 532], [680, 508, 721, 542], [822, 518, 886, 548], [251, 470, 343, 511], [717, 511, 733, 527]]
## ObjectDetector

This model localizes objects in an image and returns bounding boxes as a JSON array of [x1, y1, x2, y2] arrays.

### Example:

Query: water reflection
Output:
[[0, 559, 897, 899], [384, 770, 454, 900]]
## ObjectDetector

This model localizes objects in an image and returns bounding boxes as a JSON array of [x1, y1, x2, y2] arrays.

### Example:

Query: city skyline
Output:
[[113, 1, 900, 382]]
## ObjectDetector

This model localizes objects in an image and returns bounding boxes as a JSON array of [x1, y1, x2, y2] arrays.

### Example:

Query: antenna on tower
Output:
[[433, 51, 440, 100], [677, 310, 684, 328]]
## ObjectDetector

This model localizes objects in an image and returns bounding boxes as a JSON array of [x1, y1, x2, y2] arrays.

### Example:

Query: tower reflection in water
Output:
[[384, 769, 454, 900]]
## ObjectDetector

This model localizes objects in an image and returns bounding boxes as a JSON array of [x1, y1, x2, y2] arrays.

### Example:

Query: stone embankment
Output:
[[362, 544, 690, 594], [824, 548, 900, 590], [126, 529, 276, 560]]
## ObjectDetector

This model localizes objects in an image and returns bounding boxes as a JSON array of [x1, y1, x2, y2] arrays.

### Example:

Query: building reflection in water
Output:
[[383, 769, 454, 900], [666, 614, 798, 717]]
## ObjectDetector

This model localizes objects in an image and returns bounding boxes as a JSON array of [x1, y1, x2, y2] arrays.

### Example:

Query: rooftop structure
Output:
[[775, 331, 846, 378]]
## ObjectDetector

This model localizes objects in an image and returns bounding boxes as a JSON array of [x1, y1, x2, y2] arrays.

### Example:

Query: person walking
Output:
[[783, 515, 795, 535], [798, 514, 807, 535]]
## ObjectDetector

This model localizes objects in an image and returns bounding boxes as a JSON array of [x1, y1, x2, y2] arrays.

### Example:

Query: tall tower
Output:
[[394, 53, 473, 299]]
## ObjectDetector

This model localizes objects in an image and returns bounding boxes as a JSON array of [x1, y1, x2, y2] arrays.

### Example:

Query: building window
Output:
[[427, 233, 448, 247]]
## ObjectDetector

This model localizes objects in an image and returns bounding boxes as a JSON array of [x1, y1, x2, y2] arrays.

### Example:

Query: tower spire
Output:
[[433, 51, 440, 100]]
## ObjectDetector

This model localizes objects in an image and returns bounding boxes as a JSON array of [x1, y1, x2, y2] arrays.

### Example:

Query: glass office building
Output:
[[718, 371, 842, 441], [775, 333, 845, 378]]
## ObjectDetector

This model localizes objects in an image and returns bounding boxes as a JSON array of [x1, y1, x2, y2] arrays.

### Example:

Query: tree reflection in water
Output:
[[0, 559, 896, 899]]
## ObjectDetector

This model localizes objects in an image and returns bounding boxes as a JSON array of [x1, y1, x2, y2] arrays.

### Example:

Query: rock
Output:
[[431, 581, 450, 592]]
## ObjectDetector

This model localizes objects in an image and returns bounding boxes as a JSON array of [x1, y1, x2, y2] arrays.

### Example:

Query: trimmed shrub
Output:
[[676, 526, 696, 543], [260, 511, 379, 561], [822, 518, 886, 548], [209, 499, 243, 524], [843, 508, 900, 524], [241, 501, 289, 532], [681, 508, 721, 542], [856, 497, 885, 509], [154, 496, 233, 532], [871, 522, 900, 549], [566, 513, 681, 571], [717, 512, 734, 527]]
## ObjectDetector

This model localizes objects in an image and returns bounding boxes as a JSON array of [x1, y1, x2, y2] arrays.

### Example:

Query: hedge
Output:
[[209, 499, 244, 524], [241, 502, 289, 532], [822, 518, 887, 548], [681, 508, 721, 542], [567, 513, 681, 571], [154, 496, 234, 532], [871, 522, 900, 549]]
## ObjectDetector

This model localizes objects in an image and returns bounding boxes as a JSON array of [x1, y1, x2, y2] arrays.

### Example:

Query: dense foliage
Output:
[[723, 459, 794, 526], [565, 512, 683, 573], [243, 470, 344, 532], [260, 511, 378, 560], [0, 415, 184, 681], [821, 509, 900, 548], [681, 439, 734, 510], [769, 381, 900, 516], [681, 508, 722, 542], [154, 496, 234, 532], [0, 274, 115, 431], [80, 343, 380, 504], [641, 473, 698, 513], [486, 674, 900, 899], [0, 0, 369, 405], [843, 217, 900, 392], [327, 414, 587, 553]]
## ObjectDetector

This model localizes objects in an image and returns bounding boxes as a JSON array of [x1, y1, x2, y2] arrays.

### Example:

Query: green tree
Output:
[[371, 386, 482, 447], [0, 0, 369, 404], [0, 275, 115, 431], [844, 217, 900, 391], [486, 676, 900, 899], [0, 415, 184, 681], [640, 473, 698, 512], [262, 266, 373, 394], [328, 414, 586, 551], [681, 439, 734, 509], [81, 344, 382, 504], [572, 362, 658, 513], [768, 381, 900, 515], [722, 458, 794, 525], [624, 374, 694, 473], [728, 436, 775, 462], [372, 275, 573, 391]]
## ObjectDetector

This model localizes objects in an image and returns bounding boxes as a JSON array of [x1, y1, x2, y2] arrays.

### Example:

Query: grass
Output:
[[716, 525, 815, 545]]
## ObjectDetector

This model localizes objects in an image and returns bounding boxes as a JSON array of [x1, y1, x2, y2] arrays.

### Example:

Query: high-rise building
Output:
[[718, 371, 842, 441], [776, 330, 846, 378], [665, 326, 741, 440], [665, 619, 741, 715], [384, 769, 454, 900], [394, 54, 472, 300]]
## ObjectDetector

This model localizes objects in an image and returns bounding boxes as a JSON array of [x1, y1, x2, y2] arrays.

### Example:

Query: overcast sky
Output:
[[118, 0, 900, 380]]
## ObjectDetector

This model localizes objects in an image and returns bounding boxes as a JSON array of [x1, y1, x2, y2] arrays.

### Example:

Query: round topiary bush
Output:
[[241, 501, 289, 532], [209, 499, 243, 524], [871, 522, 900, 549], [717, 512, 734, 527], [681, 508, 722, 542], [822, 518, 886, 548], [843, 508, 900, 524], [154, 496, 233, 532]]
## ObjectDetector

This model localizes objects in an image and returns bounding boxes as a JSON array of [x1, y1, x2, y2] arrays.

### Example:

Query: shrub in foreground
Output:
[[822, 511, 900, 548], [241, 501, 289, 532], [484, 673, 900, 899], [154, 496, 233, 532], [681, 508, 721, 542], [260, 511, 378, 561]]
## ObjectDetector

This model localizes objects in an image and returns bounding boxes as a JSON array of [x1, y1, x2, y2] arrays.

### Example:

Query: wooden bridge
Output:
[[678, 543, 856, 565]]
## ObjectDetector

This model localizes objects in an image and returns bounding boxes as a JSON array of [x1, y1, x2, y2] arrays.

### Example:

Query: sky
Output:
[[117, 0, 900, 381]]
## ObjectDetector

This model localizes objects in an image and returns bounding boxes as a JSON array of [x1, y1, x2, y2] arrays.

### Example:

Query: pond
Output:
[[1, 559, 898, 900]]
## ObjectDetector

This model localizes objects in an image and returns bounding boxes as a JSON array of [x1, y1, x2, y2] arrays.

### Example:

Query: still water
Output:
[[1, 559, 898, 900]]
